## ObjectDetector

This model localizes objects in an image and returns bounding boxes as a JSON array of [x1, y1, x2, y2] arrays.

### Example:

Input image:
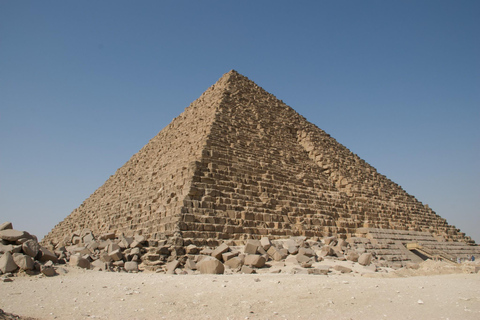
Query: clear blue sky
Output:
[[1, 1, 479, 243]]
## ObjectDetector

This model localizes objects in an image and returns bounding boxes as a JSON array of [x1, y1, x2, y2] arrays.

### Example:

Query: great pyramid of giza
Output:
[[43, 70, 475, 251]]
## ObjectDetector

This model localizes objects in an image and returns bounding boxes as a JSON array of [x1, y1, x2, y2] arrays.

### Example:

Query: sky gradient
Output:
[[1, 1, 479, 243]]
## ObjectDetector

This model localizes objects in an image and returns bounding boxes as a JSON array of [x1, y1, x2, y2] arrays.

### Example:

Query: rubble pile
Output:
[[2, 221, 399, 278]]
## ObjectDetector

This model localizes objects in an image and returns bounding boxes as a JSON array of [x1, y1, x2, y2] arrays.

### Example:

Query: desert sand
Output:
[[1, 264, 479, 320]]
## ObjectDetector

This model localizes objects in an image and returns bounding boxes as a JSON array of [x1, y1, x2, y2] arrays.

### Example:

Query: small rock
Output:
[[125, 261, 138, 272]]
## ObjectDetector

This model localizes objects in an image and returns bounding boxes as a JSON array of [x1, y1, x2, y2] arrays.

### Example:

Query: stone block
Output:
[[184, 259, 197, 270], [244, 240, 260, 254], [165, 260, 180, 273], [185, 244, 200, 254], [211, 243, 230, 260], [333, 265, 352, 273], [0, 229, 26, 242], [240, 265, 255, 274], [196, 258, 224, 274], [41, 265, 56, 277], [109, 249, 123, 261], [0, 222, 13, 231], [13, 253, 34, 270], [99, 252, 113, 263], [309, 266, 330, 275], [346, 251, 359, 262], [39, 247, 58, 263], [0, 252, 18, 273], [91, 259, 107, 271], [69, 255, 91, 269], [260, 237, 271, 250], [295, 254, 311, 264], [125, 261, 139, 272], [267, 246, 286, 261], [244, 254, 266, 268], [224, 257, 243, 269], [358, 253, 373, 266]]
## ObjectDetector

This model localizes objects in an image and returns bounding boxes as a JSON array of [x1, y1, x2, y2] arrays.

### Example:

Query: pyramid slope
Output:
[[44, 71, 474, 246]]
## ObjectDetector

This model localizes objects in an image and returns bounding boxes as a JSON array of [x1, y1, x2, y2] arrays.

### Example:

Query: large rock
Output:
[[0, 251, 18, 273], [69, 255, 91, 269], [125, 261, 139, 272], [244, 240, 260, 254], [358, 253, 373, 266], [197, 258, 224, 274], [224, 257, 243, 269], [244, 254, 266, 268], [13, 253, 34, 271], [0, 229, 26, 242], [346, 251, 359, 262], [38, 247, 58, 263], [22, 239, 40, 258], [211, 243, 230, 260]]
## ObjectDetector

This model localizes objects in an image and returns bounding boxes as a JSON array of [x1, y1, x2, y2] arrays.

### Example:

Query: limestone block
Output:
[[125, 261, 139, 272], [267, 246, 287, 261], [0, 222, 13, 231], [260, 237, 271, 250], [13, 253, 34, 270], [346, 251, 359, 262], [39, 247, 58, 263], [165, 260, 180, 273], [222, 251, 237, 262], [333, 265, 352, 273], [211, 243, 230, 260], [224, 257, 243, 269], [184, 259, 197, 270], [244, 240, 261, 254], [358, 253, 373, 266], [240, 265, 255, 274], [69, 255, 91, 269], [298, 247, 315, 257], [244, 254, 266, 268], [197, 258, 224, 274], [0, 243, 14, 254], [108, 249, 123, 261], [91, 260, 107, 271], [185, 244, 200, 254], [99, 252, 113, 263], [295, 254, 311, 264], [0, 252, 18, 273], [0, 229, 26, 242]]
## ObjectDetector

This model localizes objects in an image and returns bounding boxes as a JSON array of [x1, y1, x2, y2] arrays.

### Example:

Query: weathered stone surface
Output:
[[358, 253, 373, 266], [196, 258, 224, 274], [244, 240, 261, 254], [260, 237, 271, 250], [91, 260, 107, 271], [0, 222, 13, 231], [244, 254, 266, 268], [346, 251, 359, 262], [69, 255, 90, 269], [22, 240, 40, 258], [240, 265, 255, 274], [38, 247, 58, 263], [0, 252, 18, 273], [211, 243, 229, 260], [13, 253, 34, 270], [334, 265, 352, 273], [184, 259, 197, 270], [0, 229, 26, 242], [41, 265, 56, 277], [109, 249, 123, 261], [224, 257, 243, 269], [125, 261, 139, 272]]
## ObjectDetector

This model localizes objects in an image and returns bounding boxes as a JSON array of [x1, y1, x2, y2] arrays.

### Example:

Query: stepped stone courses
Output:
[[43, 70, 476, 251]]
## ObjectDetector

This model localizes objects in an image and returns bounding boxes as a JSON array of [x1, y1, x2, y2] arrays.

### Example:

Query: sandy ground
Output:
[[1, 265, 480, 320]]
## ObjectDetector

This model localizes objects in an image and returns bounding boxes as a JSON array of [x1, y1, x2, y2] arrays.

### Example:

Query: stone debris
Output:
[[2, 221, 479, 281]]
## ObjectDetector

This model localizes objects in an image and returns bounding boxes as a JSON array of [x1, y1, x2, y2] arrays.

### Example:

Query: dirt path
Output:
[[1, 267, 480, 320]]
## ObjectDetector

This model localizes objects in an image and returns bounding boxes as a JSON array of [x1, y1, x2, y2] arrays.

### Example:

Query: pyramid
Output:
[[43, 70, 475, 248]]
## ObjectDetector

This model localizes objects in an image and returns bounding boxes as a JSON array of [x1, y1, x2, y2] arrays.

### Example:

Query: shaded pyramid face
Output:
[[44, 70, 473, 246]]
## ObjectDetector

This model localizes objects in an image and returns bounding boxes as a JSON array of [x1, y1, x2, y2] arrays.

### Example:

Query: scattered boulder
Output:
[[197, 258, 224, 274], [0, 222, 13, 231], [0, 229, 26, 242], [358, 253, 373, 266], [0, 251, 18, 273], [244, 254, 266, 268]]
